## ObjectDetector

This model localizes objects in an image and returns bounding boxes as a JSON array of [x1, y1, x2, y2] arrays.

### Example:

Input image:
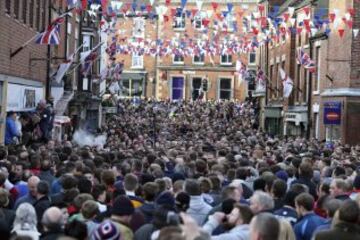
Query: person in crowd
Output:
[[294, 193, 326, 240], [110, 195, 135, 240], [291, 162, 318, 199], [203, 204, 253, 239], [271, 179, 287, 211], [249, 191, 274, 214], [40, 207, 64, 239], [33, 181, 51, 229], [0, 188, 15, 238], [5, 111, 21, 145], [329, 179, 350, 201], [36, 100, 54, 143], [11, 203, 40, 240], [184, 179, 212, 225], [139, 182, 159, 223], [249, 212, 280, 240], [14, 176, 40, 209], [314, 200, 360, 240]]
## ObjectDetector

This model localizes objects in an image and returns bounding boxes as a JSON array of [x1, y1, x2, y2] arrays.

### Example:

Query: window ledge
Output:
[[131, 66, 144, 70], [173, 28, 186, 32], [313, 91, 320, 95], [193, 62, 205, 65], [220, 63, 233, 66], [173, 62, 184, 65]]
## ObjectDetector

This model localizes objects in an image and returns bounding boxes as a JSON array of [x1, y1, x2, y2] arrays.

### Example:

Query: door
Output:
[[171, 77, 184, 100], [192, 77, 202, 100]]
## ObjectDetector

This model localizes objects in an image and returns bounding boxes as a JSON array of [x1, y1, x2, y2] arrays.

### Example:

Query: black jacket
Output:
[[34, 196, 51, 224], [314, 222, 360, 240]]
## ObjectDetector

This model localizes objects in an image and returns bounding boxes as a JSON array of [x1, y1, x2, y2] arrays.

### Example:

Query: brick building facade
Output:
[[109, 0, 258, 101], [0, 0, 49, 143], [258, 0, 360, 144]]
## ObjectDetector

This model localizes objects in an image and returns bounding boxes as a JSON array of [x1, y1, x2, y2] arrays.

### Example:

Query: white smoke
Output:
[[72, 129, 107, 148]]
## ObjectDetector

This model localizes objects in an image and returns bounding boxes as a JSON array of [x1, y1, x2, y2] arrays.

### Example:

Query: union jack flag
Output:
[[297, 48, 316, 73], [35, 17, 65, 45]]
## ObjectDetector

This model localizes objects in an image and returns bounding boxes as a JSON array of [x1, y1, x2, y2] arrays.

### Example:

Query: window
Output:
[[171, 77, 184, 100], [22, 0, 27, 23], [222, 13, 234, 32], [133, 17, 145, 38], [36, 0, 41, 30], [249, 52, 256, 65], [83, 35, 91, 51], [132, 53, 144, 68], [193, 14, 203, 30], [173, 8, 185, 29], [29, 0, 34, 28], [14, 0, 19, 19], [192, 77, 202, 100], [122, 79, 143, 97], [5, 0, 11, 14], [220, 54, 232, 65], [219, 78, 232, 100], [315, 46, 320, 92], [173, 54, 184, 64], [193, 53, 205, 64]]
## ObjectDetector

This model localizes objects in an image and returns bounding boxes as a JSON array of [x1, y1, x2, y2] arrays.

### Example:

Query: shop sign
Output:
[[324, 101, 341, 125], [7, 84, 44, 112]]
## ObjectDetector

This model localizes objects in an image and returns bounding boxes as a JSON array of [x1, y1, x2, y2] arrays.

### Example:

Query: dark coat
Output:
[[34, 196, 51, 224], [314, 222, 360, 240]]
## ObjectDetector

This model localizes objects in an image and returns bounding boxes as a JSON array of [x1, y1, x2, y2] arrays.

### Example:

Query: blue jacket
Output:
[[294, 212, 326, 240], [5, 117, 19, 145]]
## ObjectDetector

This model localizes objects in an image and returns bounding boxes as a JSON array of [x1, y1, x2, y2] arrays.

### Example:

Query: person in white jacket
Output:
[[202, 204, 253, 240], [184, 179, 212, 226]]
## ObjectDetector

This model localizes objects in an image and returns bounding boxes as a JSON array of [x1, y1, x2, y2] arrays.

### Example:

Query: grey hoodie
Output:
[[186, 195, 212, 226]]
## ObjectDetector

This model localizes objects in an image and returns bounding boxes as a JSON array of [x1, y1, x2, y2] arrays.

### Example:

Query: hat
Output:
[[92, 220, 121, 240], [275, 170, 289, 182], [156, 191, 175, 209], [112, 196, 134, 216]]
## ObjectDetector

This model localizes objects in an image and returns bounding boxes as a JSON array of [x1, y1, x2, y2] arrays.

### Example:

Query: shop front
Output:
[[264, 105, 283, 137], [283, 106, 308, 137]]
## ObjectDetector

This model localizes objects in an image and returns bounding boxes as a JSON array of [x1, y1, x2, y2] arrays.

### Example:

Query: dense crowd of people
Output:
[[1, 98, 360, 240]]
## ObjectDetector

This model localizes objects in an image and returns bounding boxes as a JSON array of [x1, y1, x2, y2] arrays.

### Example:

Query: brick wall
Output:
[[0, 0, 48, 83]]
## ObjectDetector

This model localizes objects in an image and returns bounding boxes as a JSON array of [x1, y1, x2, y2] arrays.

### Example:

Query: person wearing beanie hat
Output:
[[156, 191, 176, 210], [110, 196, 135, 240], [92, 220, 121, 240], [275, 170, 289, 182]]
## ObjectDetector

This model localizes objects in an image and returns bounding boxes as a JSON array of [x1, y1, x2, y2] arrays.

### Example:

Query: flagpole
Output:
[[10, 34, 39, 58], [10, 7, 75, 59]]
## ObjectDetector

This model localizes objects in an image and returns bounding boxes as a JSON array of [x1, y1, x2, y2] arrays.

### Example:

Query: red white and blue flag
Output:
[[80, 42, 103, 76], [35, 17, 64, 45], [35, 9, 74, 45], [296, 48, 316, 73]]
